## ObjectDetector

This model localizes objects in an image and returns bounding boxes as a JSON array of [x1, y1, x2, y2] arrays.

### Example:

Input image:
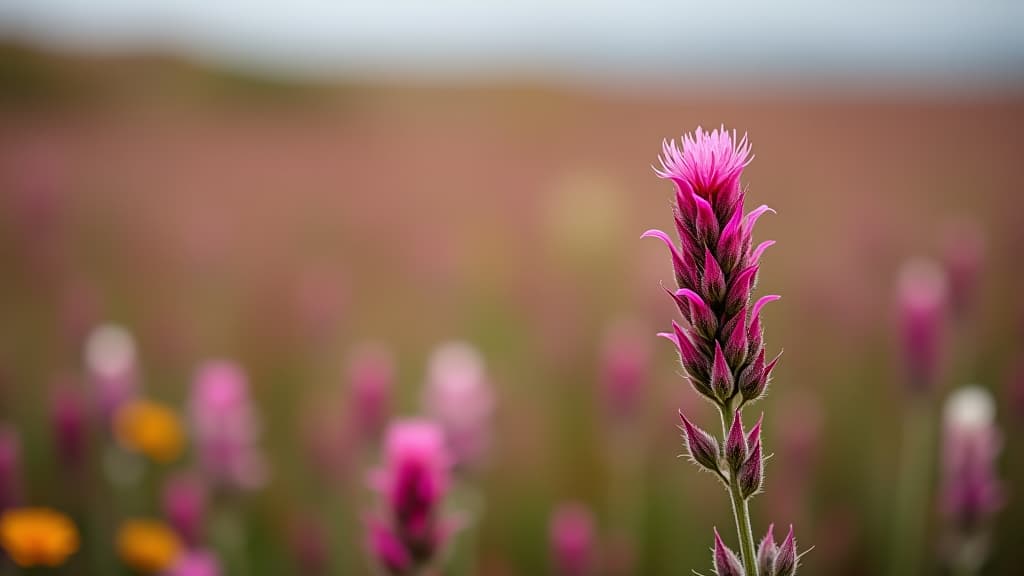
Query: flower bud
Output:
[[678, 412, 720, 474], [724, 411, 747, 473], [774, 525, 798, 576], [757, 524, 778, 576], [738, 439, 764, 500], [713, 528, 745, 576]]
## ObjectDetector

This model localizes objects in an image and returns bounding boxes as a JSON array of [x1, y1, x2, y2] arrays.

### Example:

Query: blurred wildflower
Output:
[[600, 320, 651, 421], [84, 324, 139, 421], [941, 221, 986, 321], [897, 259, 948, 393], [117, 518, 183, 573], [167, 549, 221, 576], [0, 428, 22, 511], [940, 386, 1004, 573], [114, 400, 185, 463], [423, 342, 495, 471], [549, 503, 595, 576], [367, 420, 457, 574], [189, 360, 267, 490], [0, 507, 78, 567], [162, 474, 207, 546], [647, 126, 799, 574], [347, 343, 395, 443], [50, 387, 88, 470]]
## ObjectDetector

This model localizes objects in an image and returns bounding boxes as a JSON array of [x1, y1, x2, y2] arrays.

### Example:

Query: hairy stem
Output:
[[721, 401, 758, 576]]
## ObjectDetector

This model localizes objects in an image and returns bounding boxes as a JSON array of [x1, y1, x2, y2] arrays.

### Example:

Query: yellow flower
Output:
[[114, 400, 185, 463], [117, 519, 182, 573], [0, 507, 79, 567]]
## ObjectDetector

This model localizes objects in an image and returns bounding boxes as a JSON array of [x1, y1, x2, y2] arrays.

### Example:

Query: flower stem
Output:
[[721, 402, 758, 576], [890, 397, 934, 576]]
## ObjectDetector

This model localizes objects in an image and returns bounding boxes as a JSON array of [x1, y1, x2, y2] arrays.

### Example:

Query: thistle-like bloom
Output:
[[549, 503, 596, 576], [0, 507, 79, 567], [423, 342, 495, 471], [347, 343, 395, 442], [897, 259, 948, 392], [189, 360, 267, 490], [367, 420, 456, 574], [162, 474, 207, 546], [648, 127, 798, 575], [83, 324, 138, 422], [940, 386, 1003, 569]]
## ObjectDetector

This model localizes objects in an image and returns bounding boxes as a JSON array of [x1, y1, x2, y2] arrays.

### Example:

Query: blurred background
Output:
[[0, 1, 1023, 574]]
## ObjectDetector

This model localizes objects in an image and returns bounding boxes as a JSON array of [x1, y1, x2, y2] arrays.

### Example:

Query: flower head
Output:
[[114, 400, 184, 463], [0, 507, 78, 567], [367, 420, 456, 573], [423, 342, 495, 470], [656, 126, 752, 208], [84, 323, 139, 421], [189, 360, 267, 490], [549, 503, 596, 576], [897, 259, 948, 392], [116, 518, 183, 573], [941, 386, 1003, 534]]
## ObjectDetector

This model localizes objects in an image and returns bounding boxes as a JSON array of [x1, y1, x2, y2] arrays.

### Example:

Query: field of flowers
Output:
[[0, 47, 1022, 575]]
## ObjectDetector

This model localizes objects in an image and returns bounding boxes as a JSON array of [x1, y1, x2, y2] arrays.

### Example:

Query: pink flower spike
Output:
[[713, 527, 745, 576]]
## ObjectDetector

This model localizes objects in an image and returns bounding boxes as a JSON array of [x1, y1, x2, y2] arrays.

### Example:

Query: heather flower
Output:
[[367, 420, 456, 574], [549, 503, 596, 576], [189, 360, 267, 490], [0, 507, 79, 567], [600, 320, 652, 420], [423, 342, 495, 471], [347, 343, 395, 443], [896, 259, 948, 393], [940, 386, 1004, 572], [646, 126, 799, 575], [83, 324, 139, 422], [162, 474, 207, 546]]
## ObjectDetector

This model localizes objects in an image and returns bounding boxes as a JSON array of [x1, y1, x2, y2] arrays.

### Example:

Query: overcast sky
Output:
[[2, 0, 1023, 87]]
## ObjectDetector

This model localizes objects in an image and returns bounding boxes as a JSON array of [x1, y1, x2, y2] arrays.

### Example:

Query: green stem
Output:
[[890, 398, 934, 576], [721, 402, 758, 576]]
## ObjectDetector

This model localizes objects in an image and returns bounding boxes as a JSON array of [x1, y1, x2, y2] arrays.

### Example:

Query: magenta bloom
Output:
[[600, 320, 651, 420], [423, 342, 495, 471], [50, 387, 88, 470], [0, 427, 21, 511], [897, 259, 948, 392], [549, 503, 596, 576], [347, 343, 395, 442], [367, 420, 455, 574], [940, 386, 1003, 534], [167, 550, 221, 576], [189, 360, 267, 490], [162, 474, 207, 546], [83, 324, 138, 423]]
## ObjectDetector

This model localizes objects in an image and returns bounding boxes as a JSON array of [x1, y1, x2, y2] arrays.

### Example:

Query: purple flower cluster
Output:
[[646, 126, 798, 575]]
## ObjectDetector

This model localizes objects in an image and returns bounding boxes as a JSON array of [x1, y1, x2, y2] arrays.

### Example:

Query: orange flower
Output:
[[114, 400, 185, 463], [0, 507, 79, 567], [117, 519, 182, 573]]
